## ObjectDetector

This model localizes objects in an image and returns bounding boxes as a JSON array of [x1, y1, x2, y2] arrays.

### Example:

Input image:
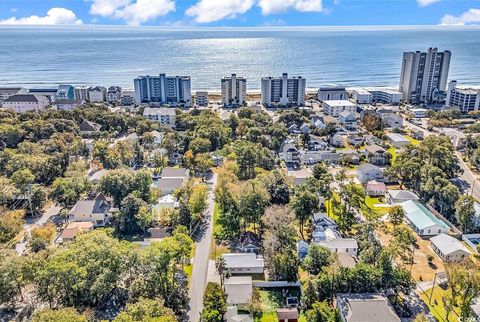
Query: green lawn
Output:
[[418, 286, 460, 322], [387, 146, 397, 165], [365, 196, 392, 216], [405, 135, 420, 146], [258, 288, 303, 321], [210, 203, 231, 259]]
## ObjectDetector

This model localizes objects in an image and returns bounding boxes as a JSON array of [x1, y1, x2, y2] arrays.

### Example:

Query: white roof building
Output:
[[223, 253, 264, 275], [224, 276, 253, 306], [387, 189, 419, 204], [400, 200, 450, 236], [430, 233, 471, 262]]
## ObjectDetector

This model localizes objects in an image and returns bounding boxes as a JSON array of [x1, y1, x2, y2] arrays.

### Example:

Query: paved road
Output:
[[404, 119, 480, 201], [456, 151, 480, 201], [188, 173, 217, 322], [15, 204, 62, 254]]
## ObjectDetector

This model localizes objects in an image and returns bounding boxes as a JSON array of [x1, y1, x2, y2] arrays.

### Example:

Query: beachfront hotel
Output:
[[399, 47, 451, 104], [221, 74, 247, 107], [261, 73, 306, 107], [134, 74, 191, 107]]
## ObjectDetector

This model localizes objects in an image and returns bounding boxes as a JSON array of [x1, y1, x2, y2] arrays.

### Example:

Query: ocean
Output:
[[0, 25, 479, 91]]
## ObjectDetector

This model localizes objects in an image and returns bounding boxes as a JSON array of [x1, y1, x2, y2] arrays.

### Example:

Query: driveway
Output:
[[188, 173, 217, 322], [15, 203, 62, 254]]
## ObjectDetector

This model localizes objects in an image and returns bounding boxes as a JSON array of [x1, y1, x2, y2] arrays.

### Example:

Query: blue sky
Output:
[[0, 0, 479, 26]]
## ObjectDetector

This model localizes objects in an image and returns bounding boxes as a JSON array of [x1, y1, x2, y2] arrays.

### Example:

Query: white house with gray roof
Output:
[[222, 253, 264, 275], [400, 200, 450, 236], [387, 189, 419, 204], [357, 163, 383, 183], [336, 293, 400, 322], [430, 233, 470, 262], [69, 194, 111, 227]]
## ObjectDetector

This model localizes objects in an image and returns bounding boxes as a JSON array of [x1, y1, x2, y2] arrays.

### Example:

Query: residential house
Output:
[[143, 107, 176, 128], [299, 122, 310, 134], [364, 134, 383, 146], [365, 144, 388, 165], [224, 276, 253, 307], [277, 308, 299, 322], [400, 200, 450, 236], [411, 129, 424, 140], [161, 167, 189, 180], [54, 99, 83, 111], [79, 120, 102, 133], [336, 293, 401, 322], [153, 194, 178, 211], [357, 163, 383, 183], [329, 134, 344, 147], [338, 111, 359, 131], [89, 86, 107, 102], [382, 113, 403, 130], [347, 135, 363, 147], [336, 252, 357, 268], [152, 178, 184, 196], [387, 190, 419, 204], [308, 138, 328, 151], [312, 212, 338, 230], [409, 108, 429, 118], [69, 194, 111, 227], [297, 240, 309, 260], [225, 306, 253, 322], [58, 222, 94, 243], [318, 238, 358, 256], [223, 253, 265, 275], [337, 149, 361, 165], [439, 128, 467, 150], [430, 233, 471, 262], [88, 169, 109, 184], [236, 231, 261, 254], [386, 133, 410, 148], [302, 151, 341, 165], [107, 86, 122, 103], [366, 180, 387, 197], [281, 143, 301, 167]]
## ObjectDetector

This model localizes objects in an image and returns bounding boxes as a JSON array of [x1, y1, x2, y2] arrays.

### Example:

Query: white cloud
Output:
[[258, 0, 324, 15], [0, 7, 82, 25], [417, 0, 440, 7], [89, 0, 175, 25], [186, 0, 254, 23], [90, 0, 130, 17], [441, 8, 480, 26]]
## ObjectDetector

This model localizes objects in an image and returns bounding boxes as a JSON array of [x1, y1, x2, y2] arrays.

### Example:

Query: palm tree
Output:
[[215, 257, 230, 290]]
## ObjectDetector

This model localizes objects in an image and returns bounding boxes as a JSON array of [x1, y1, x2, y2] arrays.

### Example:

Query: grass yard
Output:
[[210, 203, 231, 259], [418, 286, 460, 322], [405, 135, 421, 146], [258, 288, 305, 322], [387, 146, 397, 165], [365, 196, 392, 217]]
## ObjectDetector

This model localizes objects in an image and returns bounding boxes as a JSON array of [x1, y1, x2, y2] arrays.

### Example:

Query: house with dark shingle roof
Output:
[[79, 120, 102, 133]]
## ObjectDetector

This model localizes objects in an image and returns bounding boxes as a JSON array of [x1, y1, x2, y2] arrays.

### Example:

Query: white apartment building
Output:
[[74, 86, 91, 102], [134, 74, 191, 107], [400, 47, 451, 104], [221, 74, 247, 107], [89, 86, 107, 102], [323, 100, 357, 117], [351, 88, 373, 104], [261, 73, 306, 107], [2, 94, 50, 113], [143, 107, 176, 127], [0, 87, 27, 106], [367, 88, 402, 105], [317, 87, 348, 101], [195, 91, 208, 107], [446, 81, 480, 112]]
